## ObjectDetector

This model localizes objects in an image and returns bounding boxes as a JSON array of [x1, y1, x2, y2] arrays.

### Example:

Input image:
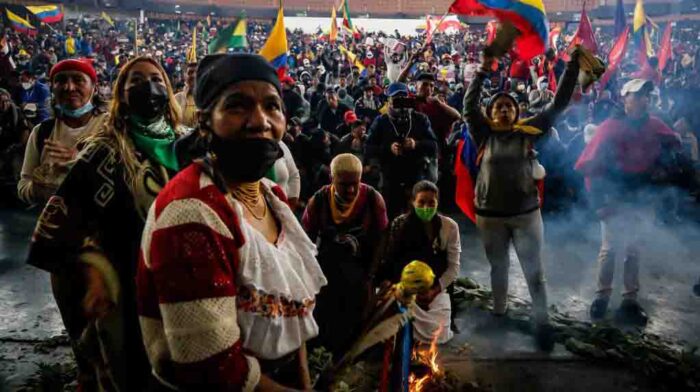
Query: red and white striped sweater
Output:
[[137, 163, 324, 391]]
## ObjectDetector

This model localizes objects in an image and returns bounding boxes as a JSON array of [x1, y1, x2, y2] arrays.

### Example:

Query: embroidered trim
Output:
[[236, 286, 315, 319]]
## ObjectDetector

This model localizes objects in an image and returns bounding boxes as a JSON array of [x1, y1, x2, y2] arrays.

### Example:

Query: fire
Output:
[[408, 324, 443, 392]]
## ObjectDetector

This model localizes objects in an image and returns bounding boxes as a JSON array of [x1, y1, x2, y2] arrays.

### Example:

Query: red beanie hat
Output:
[[50, 58, 97, 83]]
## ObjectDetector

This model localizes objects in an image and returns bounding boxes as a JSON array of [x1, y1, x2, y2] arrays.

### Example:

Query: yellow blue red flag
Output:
[[259, 5, 288, 77], [633, 0, 653, 61], [6, 9, 36, 36], [26, 5, 63, 23], [449, 0, 549, 60]]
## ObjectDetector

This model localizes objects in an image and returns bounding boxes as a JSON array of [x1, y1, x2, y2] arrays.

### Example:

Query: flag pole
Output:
[[134, 18, 139, 56], [421, 10, 449, 51]]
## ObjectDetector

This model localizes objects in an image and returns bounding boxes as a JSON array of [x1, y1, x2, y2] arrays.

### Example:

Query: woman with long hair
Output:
[[26, 56, 194, 390]]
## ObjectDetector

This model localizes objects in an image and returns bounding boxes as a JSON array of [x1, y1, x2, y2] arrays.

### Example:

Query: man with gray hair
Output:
[[302, 153, 388, 357]]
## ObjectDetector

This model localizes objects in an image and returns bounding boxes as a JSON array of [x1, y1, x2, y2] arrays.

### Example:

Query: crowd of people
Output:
[[0, 8, 699, 390]]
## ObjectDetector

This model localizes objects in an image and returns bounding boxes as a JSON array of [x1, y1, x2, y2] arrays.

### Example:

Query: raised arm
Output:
[[529, 51, 581, 131], [462, 60, 490, 143]]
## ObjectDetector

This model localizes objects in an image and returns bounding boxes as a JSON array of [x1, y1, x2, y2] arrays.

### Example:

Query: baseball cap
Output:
[[344, 110, 358, 124], [620, 78, 653, 97], [386, 82, 409, 97], [416, 72, 436, 82]]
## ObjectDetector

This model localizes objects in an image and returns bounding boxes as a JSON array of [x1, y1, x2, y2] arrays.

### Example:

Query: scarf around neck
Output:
[[128, 115, 179, 171], [487, 117, 543, 136], [329, 184, 361, 225]]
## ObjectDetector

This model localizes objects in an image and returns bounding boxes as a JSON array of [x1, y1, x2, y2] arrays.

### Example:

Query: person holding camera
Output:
[[365, 82, 438, 219]]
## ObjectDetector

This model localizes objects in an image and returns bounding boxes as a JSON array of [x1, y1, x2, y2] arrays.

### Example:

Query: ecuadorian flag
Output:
[[449, 0, 549, 60], [259, 6, 288, 78], [26, 5, 63, 24], [633, 0, 653, 63], [6, 9, 37, 36]]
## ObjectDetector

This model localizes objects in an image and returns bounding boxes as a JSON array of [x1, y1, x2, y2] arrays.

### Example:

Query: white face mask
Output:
[[21, 82, 33, 90]]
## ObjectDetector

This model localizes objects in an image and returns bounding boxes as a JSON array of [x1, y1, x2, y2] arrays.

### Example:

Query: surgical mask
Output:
[[415, 206, 437, 222], [21, 82, 33, 90], [127, 80, 168, 120], [210, 135, 283, 182], [55, 101, 94, 118]]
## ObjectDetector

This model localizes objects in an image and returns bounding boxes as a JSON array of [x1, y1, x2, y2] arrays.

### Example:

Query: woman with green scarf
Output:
[[380, 180, 461, 344], [26, 56, 196, 391]]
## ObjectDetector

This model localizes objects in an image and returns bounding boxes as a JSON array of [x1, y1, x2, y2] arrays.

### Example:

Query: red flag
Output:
[[426, 15, 434, 44], [598, 25, 630, 91], [549, 25, 561, 53], [547, 60, 557, 91], [486, 20, 498, 45], [657, 22, 673, 71], [566, 6, 597, 56], [454, 140, 477, 223]]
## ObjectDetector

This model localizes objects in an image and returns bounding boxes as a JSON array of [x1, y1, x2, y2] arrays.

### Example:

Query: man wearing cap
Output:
[[281, 74, 309, 121], [366, 82, 438, 219], [18, 58, 106, 205], [19, 70, 51, 123], [576, 78, 682, 326], [335, 110, 359, 138], [174, 61, 198, 128], [415, 72, 461, 149]]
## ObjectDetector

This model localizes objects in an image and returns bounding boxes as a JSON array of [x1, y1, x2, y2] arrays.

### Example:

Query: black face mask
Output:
[[210, 134, 283, 182], [127, 81, 168, 120]]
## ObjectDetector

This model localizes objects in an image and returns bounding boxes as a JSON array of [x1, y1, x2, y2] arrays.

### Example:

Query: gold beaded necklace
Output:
[[230, 182, 267, 221]]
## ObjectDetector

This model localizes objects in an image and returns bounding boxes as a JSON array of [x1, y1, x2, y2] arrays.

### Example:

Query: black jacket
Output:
[[365, 111, 438, 184]]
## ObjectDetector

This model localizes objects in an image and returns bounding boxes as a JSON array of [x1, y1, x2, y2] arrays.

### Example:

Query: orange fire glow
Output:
[[408, 324, 443, 392]]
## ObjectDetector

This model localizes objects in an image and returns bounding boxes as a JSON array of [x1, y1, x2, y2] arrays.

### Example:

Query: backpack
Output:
[[35, 118, 56, 155]]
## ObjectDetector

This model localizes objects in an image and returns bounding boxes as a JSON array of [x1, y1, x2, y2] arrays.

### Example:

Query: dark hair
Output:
[[486, 92, 520, 120], [412, 180, 439, 199]]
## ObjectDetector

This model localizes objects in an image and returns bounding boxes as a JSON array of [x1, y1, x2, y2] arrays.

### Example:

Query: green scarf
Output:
[[128, 116, 180, 171]]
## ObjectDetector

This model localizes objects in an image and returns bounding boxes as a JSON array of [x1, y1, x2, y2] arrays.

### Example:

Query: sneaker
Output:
[[589, 297, 609, 321], [534, 322, 556, 352], [615, 299, 648, 326]]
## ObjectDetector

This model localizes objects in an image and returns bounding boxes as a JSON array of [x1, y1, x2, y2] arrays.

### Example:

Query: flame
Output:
[[408, 324, 443, 392]]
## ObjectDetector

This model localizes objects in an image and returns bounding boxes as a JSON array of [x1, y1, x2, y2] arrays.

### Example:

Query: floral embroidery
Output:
[[236, 286, 315, 318]]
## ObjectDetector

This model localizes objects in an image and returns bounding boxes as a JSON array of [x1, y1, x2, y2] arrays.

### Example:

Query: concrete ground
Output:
[[1, 206, 699, 391]]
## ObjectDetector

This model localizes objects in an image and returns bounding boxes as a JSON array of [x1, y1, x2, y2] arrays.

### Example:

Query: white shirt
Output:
[[270, 141, 301, 199], [230, 179, 327, 359]]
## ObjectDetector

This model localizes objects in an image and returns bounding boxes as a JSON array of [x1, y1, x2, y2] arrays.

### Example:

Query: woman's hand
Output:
[[44, 140, 77, 166], [82, 265, 114, 320], [416, 284, 441, 308]]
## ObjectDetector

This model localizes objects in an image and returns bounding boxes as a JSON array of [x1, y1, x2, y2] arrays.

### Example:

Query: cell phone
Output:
[[392, 96, 417, 109]]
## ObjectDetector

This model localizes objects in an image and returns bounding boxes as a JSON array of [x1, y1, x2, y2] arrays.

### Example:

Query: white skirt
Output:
[[412, 291, 453, 344]]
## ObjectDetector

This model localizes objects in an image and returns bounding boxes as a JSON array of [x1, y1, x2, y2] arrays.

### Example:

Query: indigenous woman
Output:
[[18, 58, 107, 205], [464, 46, 581, 350], [137, 54, 327, 390], [26, 56, 190, 390], [302, 153, 389, 356], [381, 180, 461, 344]]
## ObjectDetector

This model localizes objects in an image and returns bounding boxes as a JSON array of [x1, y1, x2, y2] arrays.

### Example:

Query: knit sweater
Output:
[[137, 163, 326, 390]]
